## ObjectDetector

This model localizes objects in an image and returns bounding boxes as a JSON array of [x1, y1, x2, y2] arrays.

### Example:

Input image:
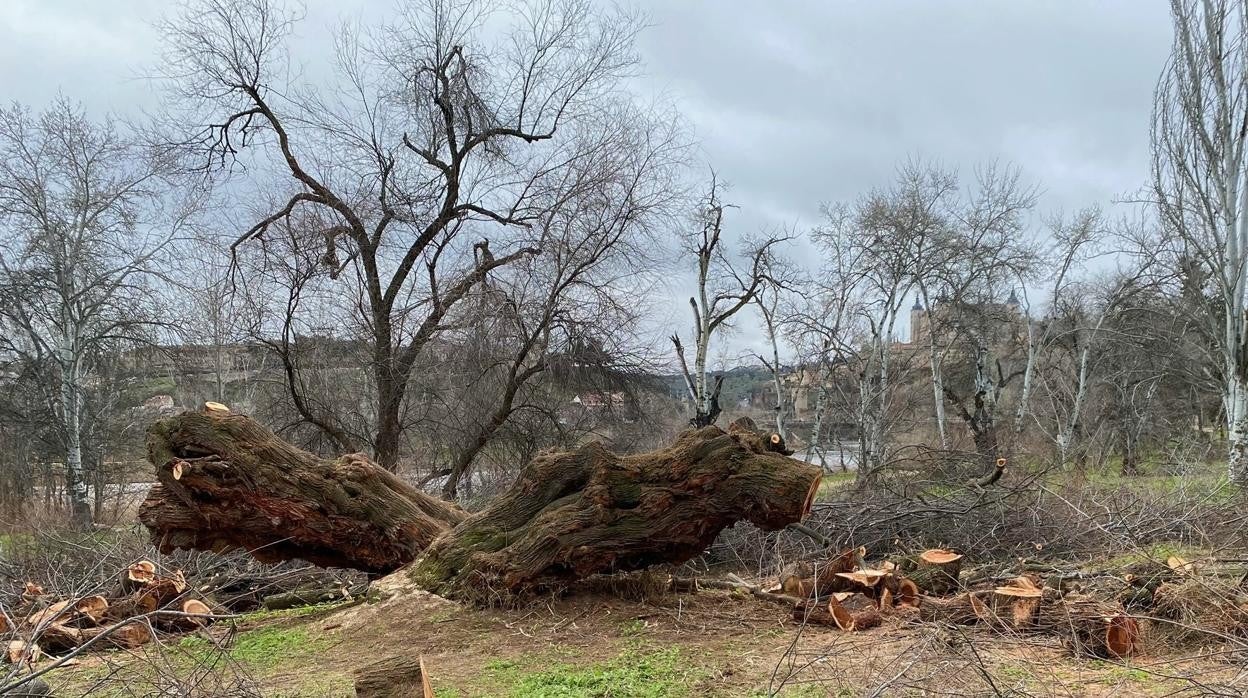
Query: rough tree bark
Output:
[[139, 406, 822, 598]]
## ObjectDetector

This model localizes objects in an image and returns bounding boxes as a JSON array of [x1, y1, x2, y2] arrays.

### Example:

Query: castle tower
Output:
[[910, 297, 926, 343]]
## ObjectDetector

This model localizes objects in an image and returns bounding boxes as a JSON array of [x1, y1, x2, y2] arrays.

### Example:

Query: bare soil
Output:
[[42, 571, 1248, 697]]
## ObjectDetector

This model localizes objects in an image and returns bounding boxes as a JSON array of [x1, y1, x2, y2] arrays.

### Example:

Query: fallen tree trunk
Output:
[[139, 407, 467, 573], [140, 406, 823, 598]]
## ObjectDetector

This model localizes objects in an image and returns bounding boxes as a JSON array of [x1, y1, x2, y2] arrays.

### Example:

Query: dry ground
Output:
[[38, 570, 1248, 697]]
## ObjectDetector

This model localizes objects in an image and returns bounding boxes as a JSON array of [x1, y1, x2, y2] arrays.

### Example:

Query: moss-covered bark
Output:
[[139, 407, 465, 573], [140, 406, 822, 599]]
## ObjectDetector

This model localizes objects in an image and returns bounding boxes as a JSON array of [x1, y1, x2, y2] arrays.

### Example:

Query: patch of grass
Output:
[[485, 658, 521, 672], [0, 532, 34, 551], [486, 647, 697, 698], [618, 619, 647, 637], [241, 600, 354, 623], [993, 662, 1033, 683], [815, 471, 855, 499], [181, 625, 330, 671]]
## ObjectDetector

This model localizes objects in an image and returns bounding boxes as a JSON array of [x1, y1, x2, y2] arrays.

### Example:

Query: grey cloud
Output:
[[0, 0, 1175, 358]]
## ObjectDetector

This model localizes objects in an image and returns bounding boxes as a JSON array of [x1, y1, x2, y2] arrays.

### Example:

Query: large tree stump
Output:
[[139, 407, 823, 599]]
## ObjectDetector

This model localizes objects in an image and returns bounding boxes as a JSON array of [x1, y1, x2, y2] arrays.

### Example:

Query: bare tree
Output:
[[435, 108, 684, 498], [156, 0, 653, 470], [813, 200, 916, 482], [912, 163, 1038, 455], [785, 270, 859, 471], [1010, 209, 1100, 448], [754, 274, 792, 437], [0, 99, 195, 525], [671, 176, 787, 427], [1152, 0, 1248, 484]]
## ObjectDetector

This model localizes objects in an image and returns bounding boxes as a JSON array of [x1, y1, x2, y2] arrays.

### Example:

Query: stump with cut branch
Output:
[[139, 406, 824, 600]]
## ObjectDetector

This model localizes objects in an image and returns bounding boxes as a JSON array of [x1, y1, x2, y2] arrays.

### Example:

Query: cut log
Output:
[[794, 599, 850, 629], [780, 575, 818, 598], [36, 624, 84, 653], [354, 655, 427, 698], [73, 596, 109, 624], [140, 572, 189, 609], [813, 547, 864, 593], [410, 421, 821, 599], [989, 585, 1044, 630], [896, 578, 920, 608], [911, 549, 963, 596], [159, 598, 215, 632], [39, 620, 154, 652], [25, 600, 71, 629], [917, 591, 991, 625], [4, 640, 39, 664], [104, 592, 159, 623], [261, 585, 353, 611], [793, 597, 881, 631], [781, 548, 864, 598], [140, 409, 822, 599], [118, 560, 157, 596], [1038, 599, 1141, 658]]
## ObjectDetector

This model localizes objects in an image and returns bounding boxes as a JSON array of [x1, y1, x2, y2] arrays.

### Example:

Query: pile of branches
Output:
[[3, 560, 218, 666]]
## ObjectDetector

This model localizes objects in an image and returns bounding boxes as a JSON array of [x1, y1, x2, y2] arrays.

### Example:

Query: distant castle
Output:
[[904, 289, 1023, 345]]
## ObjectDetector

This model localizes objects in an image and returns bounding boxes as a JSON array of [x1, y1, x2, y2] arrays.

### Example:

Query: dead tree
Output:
[[139, 405, 822, 598], [672, 176, 787, 427]]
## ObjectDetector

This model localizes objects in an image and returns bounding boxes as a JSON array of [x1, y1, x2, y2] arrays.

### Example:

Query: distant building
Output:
[[572, 392, 625, 409], [899, 291, 1025, 348]]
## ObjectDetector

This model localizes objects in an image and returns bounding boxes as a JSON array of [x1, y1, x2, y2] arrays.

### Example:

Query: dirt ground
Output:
[[39, 570, 1248, 697]]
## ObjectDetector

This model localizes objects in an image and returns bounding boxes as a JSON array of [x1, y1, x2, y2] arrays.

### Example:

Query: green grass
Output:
[[240, 600, 355, 623], [180, 625, 330, 670], [618, 619, 647, 637], [1097, 541, 1209, 570], [815, 471, 855, 499], [0, 532, 34, 553], [484, 647, 697, 698]]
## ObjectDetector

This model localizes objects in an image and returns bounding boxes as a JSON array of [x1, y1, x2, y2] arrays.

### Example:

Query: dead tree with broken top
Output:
[[672, 176, 788, 427]]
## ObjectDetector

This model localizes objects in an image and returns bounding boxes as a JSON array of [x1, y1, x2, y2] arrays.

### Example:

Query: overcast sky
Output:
[[0, 0, 1174, 362]]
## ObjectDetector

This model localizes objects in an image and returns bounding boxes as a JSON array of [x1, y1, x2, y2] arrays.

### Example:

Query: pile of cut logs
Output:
[[4, 560, 216, 665], [779, 548, 1142, 659]]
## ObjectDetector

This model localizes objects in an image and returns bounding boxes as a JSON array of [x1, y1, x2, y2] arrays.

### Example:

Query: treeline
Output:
[[0, 0, 1243, 527]]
